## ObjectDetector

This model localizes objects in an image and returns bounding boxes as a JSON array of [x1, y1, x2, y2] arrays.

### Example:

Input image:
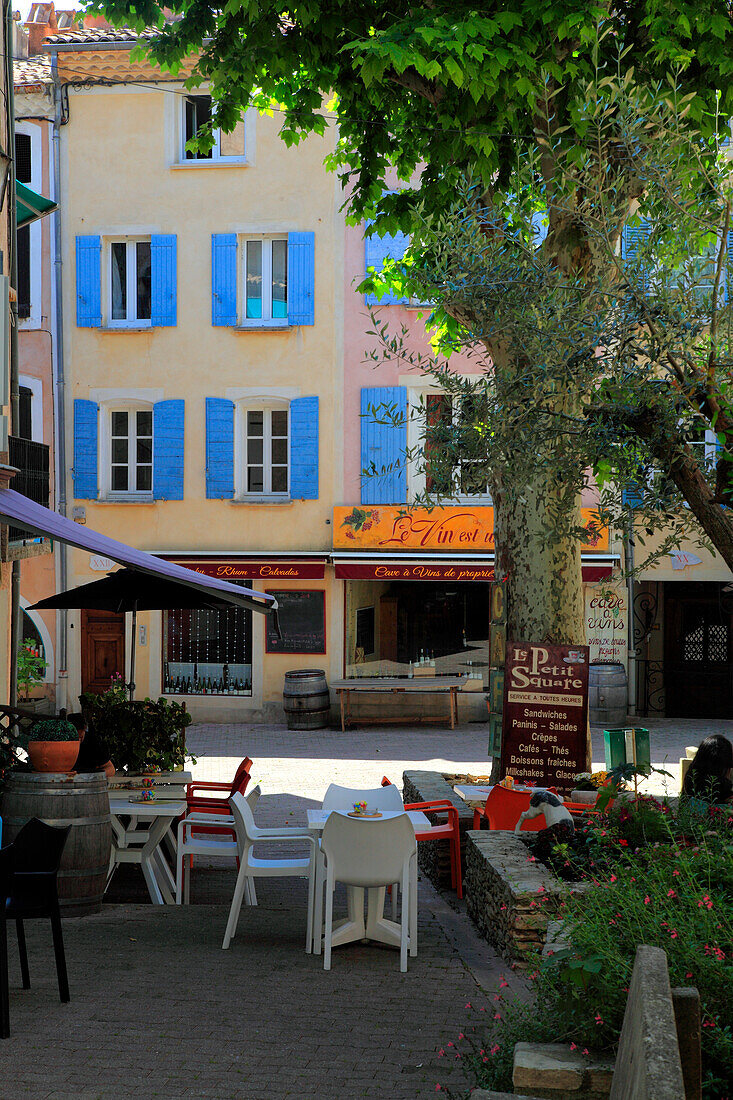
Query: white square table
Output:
[[306, 809, 430, 954], [108, 796, 187, 905]]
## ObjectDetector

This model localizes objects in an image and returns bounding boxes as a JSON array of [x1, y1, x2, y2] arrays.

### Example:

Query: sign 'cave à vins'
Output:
[[501, 642, 589, 792]]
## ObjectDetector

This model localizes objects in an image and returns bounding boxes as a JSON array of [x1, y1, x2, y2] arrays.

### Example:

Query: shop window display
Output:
[[345, 580, 490, 685], [162, 600, 252, 695]]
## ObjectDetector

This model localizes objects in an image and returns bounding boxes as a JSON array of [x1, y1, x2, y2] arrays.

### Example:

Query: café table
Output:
[[108, 795, 187, 905], [306, 808, 430, 954]]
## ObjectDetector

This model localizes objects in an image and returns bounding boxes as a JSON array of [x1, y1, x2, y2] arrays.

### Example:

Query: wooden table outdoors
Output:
[[330, 676, 469, 731]]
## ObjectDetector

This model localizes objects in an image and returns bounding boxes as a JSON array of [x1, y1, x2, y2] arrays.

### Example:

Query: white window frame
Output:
[[407, 388, 493, 505], [179, 93, 247, 164], [234, 398, 290, 501], [15, 123, 43, 330], [100, 401, 154, 501], [239, 235, 289, 327], [107, 237, 152, 328]]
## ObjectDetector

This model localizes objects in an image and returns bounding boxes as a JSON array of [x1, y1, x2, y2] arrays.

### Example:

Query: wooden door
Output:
[[81, 609, 125, 694]]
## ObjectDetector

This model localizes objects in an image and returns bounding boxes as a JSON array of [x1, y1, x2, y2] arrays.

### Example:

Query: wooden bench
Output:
[[330, 676, 468, 731], [474, 944, 699, 1100]]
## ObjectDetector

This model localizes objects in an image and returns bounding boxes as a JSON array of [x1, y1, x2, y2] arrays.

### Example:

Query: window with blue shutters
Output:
[[364, 222, 410, 306], [206, 395, 319, 500], [76, 234, 177, 328], [360, 386, 407, 504], [210, 232, 315, 327]]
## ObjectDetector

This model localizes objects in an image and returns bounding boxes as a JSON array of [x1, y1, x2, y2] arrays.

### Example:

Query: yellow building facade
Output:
[[49, 31, 344, 720]]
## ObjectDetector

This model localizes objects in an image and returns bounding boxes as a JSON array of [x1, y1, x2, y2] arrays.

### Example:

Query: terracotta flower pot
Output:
[[28, 740, 80, 773], [571, 788, 599, 805]]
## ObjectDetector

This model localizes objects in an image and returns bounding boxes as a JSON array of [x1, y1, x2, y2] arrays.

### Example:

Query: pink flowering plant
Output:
[[467, 802, 733, 1099]]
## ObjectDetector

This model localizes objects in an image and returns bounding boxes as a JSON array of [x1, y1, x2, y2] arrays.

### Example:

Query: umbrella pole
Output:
[[129, 601, 137, 701]]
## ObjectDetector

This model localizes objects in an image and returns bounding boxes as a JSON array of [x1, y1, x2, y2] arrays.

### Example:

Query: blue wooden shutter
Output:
[[153, 399, 184, 500], [621, 219, 651, 291], [205, 397, 235, 498], [622, 483, 644, 509], [364, 223, 410, 305], [211, 234, 238, 326], [73, 399, 98, 499], [151, 235, 177, 326], [290, 396, 319, 499], [287, 232, 315, 325], [360, 386, 407, 504], [76, 235, 101, 327]]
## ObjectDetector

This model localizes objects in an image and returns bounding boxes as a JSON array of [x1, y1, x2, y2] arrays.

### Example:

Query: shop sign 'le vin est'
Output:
[[501, 642, 590, 792]]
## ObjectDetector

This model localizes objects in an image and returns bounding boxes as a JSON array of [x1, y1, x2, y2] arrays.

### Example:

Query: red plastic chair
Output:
[[382, 777, 463, 899], [186, 757, 253, 817], [473, 786, 558, 832]]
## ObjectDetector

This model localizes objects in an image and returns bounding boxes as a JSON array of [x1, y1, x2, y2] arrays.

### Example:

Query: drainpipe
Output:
[[51, 55, 68, 710], [6, 0, 21, 706], [625, 518, 637, 717]]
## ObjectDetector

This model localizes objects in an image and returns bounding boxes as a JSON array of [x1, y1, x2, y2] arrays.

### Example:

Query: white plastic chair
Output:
[[322, 783, 404, 813], [320, 813, 417, 972], [222, 790, 317, 951], [312, 782, 405, 951], [176, 785, 262, 905]]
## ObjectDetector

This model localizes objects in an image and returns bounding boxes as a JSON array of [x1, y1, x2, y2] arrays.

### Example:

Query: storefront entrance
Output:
[[664, 583, 733, 718], [345, 579, 491, 684]]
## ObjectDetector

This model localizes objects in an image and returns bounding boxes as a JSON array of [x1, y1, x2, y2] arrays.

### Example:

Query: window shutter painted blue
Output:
[[287, 232, 315, 325], [73, 399, 99, 499], [211, 234, 238, 326], [621, 219, 651, 291], [151, 235, 177, 326], [360, 386, 407, 504], [76, 235, 101, 327], [205, 397, 235, 498], [364, 223, 410, 305], [622, 483, 644, 509], [290, 395, 319, 499], [153, 399, 184, 500]]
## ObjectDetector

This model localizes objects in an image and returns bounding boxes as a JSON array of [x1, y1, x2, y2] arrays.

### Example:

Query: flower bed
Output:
[[464, 796, 733, 1100]]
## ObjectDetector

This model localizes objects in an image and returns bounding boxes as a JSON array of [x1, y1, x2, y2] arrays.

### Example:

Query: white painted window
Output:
[[237, 402, 289, 497], [108, 238, 152, 326], [409, 391, 492, 503], [109, 407, 153, 494], [242, 237, 288, 324], [180, 94, 246, 162]]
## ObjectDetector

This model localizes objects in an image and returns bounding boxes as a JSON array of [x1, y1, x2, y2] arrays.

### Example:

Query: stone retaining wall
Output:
[[401, 770, 474, 890], [465, 830, 584, 964]]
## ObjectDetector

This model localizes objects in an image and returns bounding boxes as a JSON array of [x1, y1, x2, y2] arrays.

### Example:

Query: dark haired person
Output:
[[682, 734, 733, 806], [68, 712, 115, 778]]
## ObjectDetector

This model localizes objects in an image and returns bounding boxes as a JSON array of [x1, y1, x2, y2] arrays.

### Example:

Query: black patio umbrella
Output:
[[30, 568, 277, 699]]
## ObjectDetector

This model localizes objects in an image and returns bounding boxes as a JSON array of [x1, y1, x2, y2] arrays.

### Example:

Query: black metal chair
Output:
[[0, 818, 71, 1038]]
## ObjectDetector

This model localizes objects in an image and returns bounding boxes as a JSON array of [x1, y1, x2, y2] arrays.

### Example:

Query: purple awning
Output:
[[0, 488, 277, 614]]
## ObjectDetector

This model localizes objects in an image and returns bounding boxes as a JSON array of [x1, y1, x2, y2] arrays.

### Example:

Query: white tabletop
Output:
[[306, 809, 431, 832], [109, 797, 186, 817]]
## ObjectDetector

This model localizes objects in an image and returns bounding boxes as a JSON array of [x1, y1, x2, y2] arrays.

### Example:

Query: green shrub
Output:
[[80, 691, 192, 772], [468, 801, 733, 1099], [29, 718, 79, 742]]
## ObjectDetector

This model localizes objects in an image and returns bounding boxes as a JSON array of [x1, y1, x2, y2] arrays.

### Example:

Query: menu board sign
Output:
[[265, 590, 326, 654], [501, 642, 589, 792]]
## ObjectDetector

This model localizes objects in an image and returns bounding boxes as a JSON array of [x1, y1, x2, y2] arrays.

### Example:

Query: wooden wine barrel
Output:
[[589, 661, 628, 729], [0, 772, 112, 917], [283, 669, 330, 731]]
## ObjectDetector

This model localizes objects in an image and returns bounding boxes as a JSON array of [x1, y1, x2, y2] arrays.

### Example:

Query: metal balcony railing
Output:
[[6, 435, 50, 545]]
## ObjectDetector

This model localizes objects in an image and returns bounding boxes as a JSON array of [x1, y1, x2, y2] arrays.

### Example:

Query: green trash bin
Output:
[[603, 727, 651, 771]]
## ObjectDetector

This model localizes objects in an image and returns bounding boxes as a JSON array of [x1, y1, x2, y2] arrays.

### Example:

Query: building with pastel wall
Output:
[[45, 21, 344, 721]]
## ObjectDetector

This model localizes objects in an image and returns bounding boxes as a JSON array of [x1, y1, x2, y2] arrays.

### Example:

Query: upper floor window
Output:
[[242, 406, 289, 495], [110, 407, 153, 494], [420, 393, 491, 502], [244, 237, 288, 323], [180, 94, 246, 163], [15, 127, 42, 325], [110, 239, 152, 326]]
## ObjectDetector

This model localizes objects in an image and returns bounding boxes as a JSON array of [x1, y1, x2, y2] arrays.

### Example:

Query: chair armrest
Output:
[[405, 799, 459, 827], [186, 781, 230, 797], [472, 807, 486, 829], [251, 828, 317, 847]]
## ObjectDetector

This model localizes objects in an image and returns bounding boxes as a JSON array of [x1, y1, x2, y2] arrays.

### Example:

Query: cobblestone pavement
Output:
[[2, 716, 729, 1099]]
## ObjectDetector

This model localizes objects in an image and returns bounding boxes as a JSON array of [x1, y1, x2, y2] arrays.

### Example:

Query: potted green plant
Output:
[[17, 639, 49, 711], [27, 717, 80, 773], [571, 771, 610, 804]]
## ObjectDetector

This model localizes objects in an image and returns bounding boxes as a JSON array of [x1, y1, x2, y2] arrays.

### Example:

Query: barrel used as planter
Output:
[[588, 661, 628, 729], [0, 772, 112, 917], [283, 669, 330, 731]]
